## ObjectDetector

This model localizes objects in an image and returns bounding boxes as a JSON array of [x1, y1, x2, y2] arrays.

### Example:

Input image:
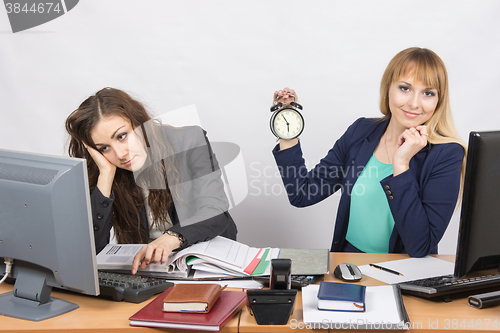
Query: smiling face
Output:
[[388, 76, 439, 131], [91, 115, 148, 172]]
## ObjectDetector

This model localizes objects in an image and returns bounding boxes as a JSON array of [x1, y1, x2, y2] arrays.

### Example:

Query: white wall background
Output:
[[1, 1, 499, 254]]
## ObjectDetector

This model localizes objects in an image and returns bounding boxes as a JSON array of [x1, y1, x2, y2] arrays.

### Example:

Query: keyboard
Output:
[[398, 273, 500, 299], [98, 271, 174, 303]]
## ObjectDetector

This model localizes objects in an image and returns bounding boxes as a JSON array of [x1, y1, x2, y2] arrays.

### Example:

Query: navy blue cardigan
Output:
[[273, 117, 464, 257]]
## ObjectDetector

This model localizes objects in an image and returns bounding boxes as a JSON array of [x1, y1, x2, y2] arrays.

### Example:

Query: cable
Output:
[[0, 258, 14, 285]]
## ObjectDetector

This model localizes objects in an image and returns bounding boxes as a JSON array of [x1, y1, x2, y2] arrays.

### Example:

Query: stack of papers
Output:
[[97, 236, 280, 278]]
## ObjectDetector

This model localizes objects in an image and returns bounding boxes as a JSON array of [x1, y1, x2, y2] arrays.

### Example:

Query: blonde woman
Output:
[[273, 47, 466, 257]]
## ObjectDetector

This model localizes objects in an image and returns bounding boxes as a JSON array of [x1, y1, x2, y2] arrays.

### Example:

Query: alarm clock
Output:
[[269, 96, 304, 140]]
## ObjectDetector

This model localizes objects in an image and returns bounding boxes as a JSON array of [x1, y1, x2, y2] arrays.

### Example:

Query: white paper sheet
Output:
[[359, 257, 455, 284]]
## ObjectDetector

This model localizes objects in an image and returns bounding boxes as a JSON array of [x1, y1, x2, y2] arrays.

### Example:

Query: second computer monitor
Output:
[[454, 131, 500, 277]]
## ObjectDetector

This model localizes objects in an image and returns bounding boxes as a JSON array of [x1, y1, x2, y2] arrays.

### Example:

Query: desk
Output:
[[0, 283, 240, 333], [2, 253, 500, 332], [241, 253, 500, 332]]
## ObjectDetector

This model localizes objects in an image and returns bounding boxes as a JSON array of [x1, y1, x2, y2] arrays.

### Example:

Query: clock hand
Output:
[[281, 114, 291, 133], [282, 115, 290, 125]]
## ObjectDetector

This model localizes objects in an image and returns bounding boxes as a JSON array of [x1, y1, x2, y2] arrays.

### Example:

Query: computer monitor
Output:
[[454, 131, 500, 278], [0, 149, 99, 321]]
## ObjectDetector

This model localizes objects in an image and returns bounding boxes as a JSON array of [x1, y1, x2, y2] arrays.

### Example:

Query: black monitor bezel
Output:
[[454, 131, 500, 278]]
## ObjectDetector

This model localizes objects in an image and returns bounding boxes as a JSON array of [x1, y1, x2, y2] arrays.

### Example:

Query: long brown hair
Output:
[[65, 87, 178, 243], [379, 47, 467, 202]]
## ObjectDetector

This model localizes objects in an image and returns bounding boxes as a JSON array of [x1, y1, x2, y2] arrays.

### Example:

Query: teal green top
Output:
[[345, 154, 394, 253]]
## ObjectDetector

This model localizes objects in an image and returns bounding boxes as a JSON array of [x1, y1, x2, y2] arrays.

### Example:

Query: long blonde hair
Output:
[[380, 47, 466, 202]]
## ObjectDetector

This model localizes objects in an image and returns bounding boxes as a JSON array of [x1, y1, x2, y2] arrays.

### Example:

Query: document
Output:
[[302, 284, 410, 330], [96, 236, 279, 277], [96, 244, 187, 275], [165, 276, 265, 289], [359, 256, 455, 284]]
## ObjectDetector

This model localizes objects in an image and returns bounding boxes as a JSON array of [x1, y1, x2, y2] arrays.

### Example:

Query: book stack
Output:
[[129, 283, 247, 331], [302, 283, 411, 330]]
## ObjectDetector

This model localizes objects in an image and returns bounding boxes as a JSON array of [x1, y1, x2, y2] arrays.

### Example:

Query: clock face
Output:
[[271, 108, 304, 140]]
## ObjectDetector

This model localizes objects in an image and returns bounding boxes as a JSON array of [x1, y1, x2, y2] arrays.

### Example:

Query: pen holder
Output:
[[247, 289, 297, 325]]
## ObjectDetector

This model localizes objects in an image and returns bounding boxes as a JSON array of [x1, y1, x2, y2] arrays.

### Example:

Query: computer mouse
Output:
[[333, 263, 362, 282]]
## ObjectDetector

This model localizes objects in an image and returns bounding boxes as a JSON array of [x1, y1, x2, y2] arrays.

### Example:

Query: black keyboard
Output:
[[98, 271, 174, 303], [398, 273, 500, 299]]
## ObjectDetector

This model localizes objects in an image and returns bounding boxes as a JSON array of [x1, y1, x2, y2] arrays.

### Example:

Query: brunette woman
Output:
[[66, 88, 236, 274]]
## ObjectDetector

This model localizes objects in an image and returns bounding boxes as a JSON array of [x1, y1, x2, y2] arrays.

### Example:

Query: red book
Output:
[[129, 287, 247, 331]]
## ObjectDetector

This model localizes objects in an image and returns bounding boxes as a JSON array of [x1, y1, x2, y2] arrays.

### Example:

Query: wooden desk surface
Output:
[[2, 253, 500, 332], [0, 283, 241, 333], [239, 253, 500, 333]]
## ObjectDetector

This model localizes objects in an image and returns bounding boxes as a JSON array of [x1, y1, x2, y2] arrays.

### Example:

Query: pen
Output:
[[369, 264, 403, 276]]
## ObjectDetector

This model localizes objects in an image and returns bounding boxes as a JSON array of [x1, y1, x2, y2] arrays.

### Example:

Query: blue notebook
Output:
[[317, 281, 366, 312]]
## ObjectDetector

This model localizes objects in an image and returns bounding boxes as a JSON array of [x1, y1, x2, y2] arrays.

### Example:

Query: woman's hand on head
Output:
[[131, 233, 181, 275], [83, 143, 116, 197], [393, 125, 428, 176], [273, 87, 298, 106], [84, 143, 116, 176]]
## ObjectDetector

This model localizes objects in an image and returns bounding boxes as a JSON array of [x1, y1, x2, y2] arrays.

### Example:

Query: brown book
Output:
[[162, 284, 226, 313], [130, 288, 246, 331]]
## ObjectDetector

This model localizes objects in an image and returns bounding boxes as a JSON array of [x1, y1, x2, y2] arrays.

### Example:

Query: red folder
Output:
[[129, 287, 247, 331], [243, 248, 263, 274]]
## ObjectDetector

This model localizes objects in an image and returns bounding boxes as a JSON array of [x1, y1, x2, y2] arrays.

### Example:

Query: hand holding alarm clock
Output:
[[270, 88, 304, 140]]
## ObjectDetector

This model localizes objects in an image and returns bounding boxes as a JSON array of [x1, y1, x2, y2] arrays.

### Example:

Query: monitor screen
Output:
[[0, 149, 99, 321], [454, 131, 500, 278]]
